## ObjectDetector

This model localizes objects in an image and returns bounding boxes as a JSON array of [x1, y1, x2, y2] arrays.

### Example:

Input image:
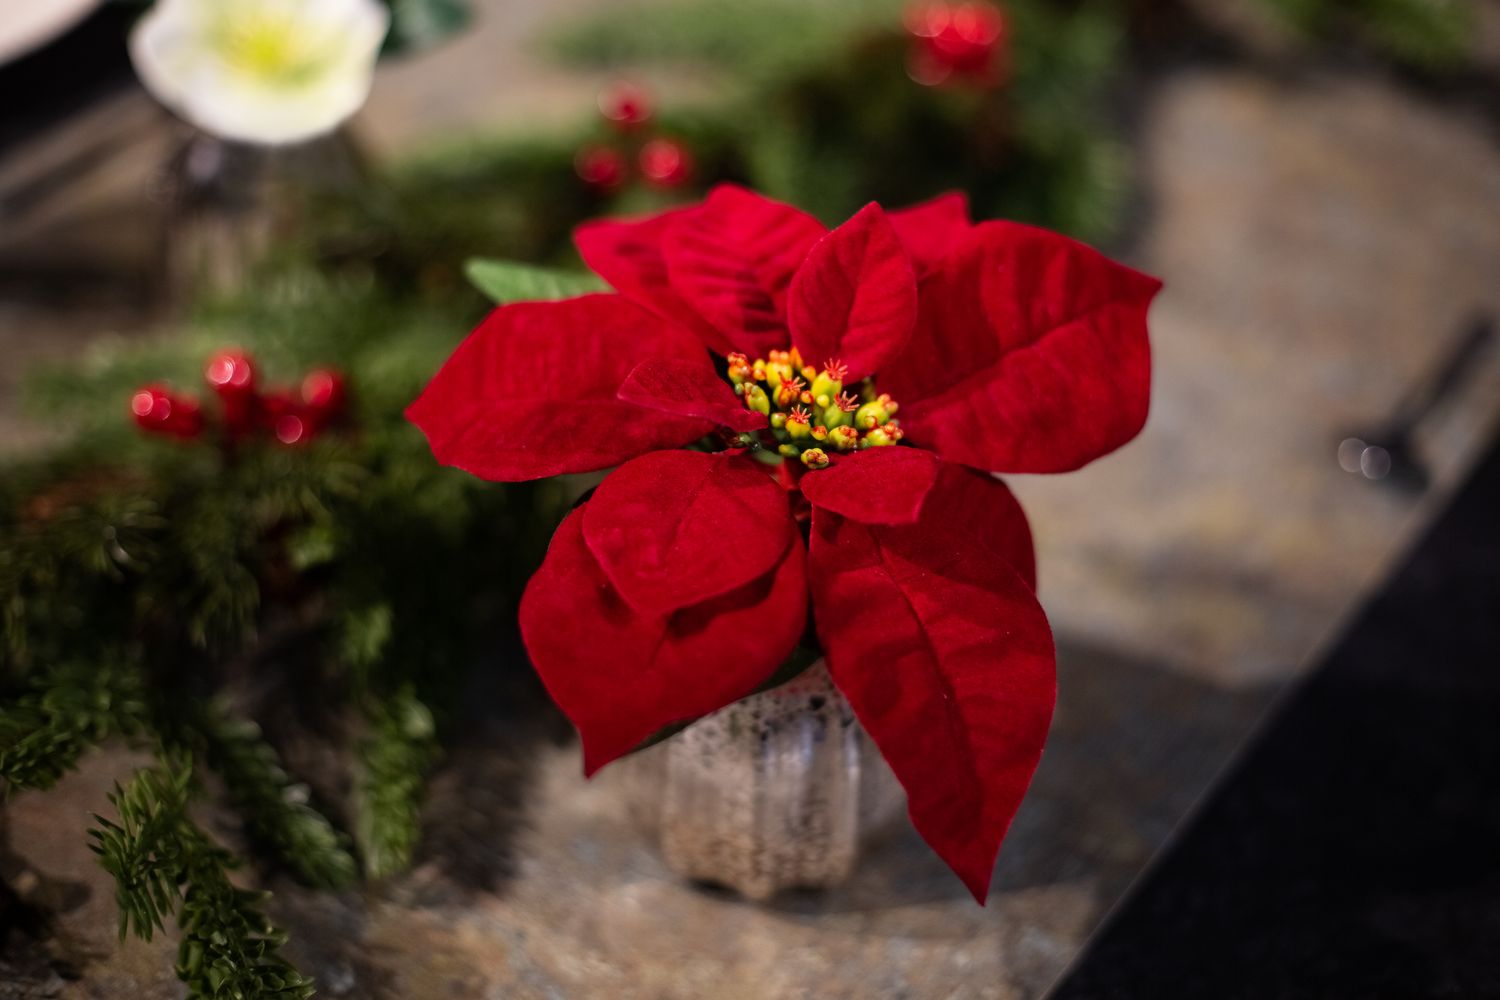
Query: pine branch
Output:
[[176, 847, 316, 1000], [89, 761, 316, 1000], [354, 688, 438, 880], [194, 703, 358, 890], [89, 762, 196, 941], [0, 661, 147, 792]]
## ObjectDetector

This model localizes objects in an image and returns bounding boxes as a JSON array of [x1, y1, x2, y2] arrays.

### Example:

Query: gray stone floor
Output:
[[3, 2, 1500, 998]]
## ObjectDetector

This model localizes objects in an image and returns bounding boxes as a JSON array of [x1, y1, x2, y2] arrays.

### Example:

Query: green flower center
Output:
[[208, 7, 341, 88]]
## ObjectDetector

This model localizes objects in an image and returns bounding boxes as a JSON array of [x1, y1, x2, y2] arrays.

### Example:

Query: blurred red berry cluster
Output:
[[132, 350, 346, 446], [905, 1, 1009, 88], [575, 83, 695, 191]]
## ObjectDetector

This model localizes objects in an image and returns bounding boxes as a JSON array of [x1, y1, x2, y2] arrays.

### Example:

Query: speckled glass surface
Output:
[[622, 661, 907, 900]]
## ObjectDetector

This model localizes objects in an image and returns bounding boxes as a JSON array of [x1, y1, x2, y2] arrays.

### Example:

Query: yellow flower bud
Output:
[[800, 448, 829, 470], [774, 376, 806, 409], [743, 384, 770, 415], [726, 352, 752, 384], [827, 425, 859, 451], [854, 400, 889, 430], [810, 371, 842, 404]]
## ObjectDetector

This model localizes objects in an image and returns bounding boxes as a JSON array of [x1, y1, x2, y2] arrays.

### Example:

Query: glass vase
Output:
[[152, 129, 365, 308], [622, 661, 906, 900]]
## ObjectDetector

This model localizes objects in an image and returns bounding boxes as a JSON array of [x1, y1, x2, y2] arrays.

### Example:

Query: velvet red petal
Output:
[[809, 506, 1056, 904], [582, 450, 795, 615], [882, 222, 1161, 474], [798, 446, 940, 525], [788, 203, 918, 382], [917, 461, 1037, 591], [618, 358, 767, 433], [521, 508, 807, 775], [406, 294, 713, 481], [573, 207, 732, 354], [663, 185, 827, 358], [888, 191, 972, 278]]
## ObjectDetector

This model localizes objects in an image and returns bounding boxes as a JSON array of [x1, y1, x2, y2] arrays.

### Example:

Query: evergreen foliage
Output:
[[89, 762, 316, 999], [0, 661, 148, 791], [1258, 0, 1474, 71], [1, 259, 568, 995], [548, 0, 1132, 235], [355, 687, 440, 880], [191, 703, 359, 890]]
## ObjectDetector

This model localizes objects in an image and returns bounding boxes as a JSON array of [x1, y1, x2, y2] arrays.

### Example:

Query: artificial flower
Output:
[[408, 185, 1159, 902], [129, 0, 390, 146]]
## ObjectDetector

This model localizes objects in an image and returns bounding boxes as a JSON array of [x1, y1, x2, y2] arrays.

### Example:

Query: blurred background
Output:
[[1, 1, 1498, 997]]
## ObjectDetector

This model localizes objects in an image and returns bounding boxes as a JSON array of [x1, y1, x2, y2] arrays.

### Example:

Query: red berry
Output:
[[575, 145, 627, 190], [131, 385, 204, 439], [300, 368, 346, 434], [131, 386, 173, 431], [171, 396, 204, 439], [256, 387, 296, 422], [274, 413, 309, 446], [256, 388, 311, 446], [206, 349, 259, 437], [205, 349, 257, 397], [301, 368, 345, 412], [598, 83, 652, 130], [639, 138, 694, 188], [905, 1, 1006, 86]]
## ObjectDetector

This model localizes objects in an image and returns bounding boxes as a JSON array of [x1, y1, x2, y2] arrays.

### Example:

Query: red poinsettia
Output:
[[407, 185, 1158, 903]]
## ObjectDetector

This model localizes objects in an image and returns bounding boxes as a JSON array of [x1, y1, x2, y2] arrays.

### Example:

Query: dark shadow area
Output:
[[224, 590, 569, 901], [0, 7, 136, 156], [268, 631, 564, 996], [0, 835, 92, 994], [270, 888, 401, 1000], [1054, 428, 1500, 999], [401, 634, 571, 905], [770, 638, 1273, 915]]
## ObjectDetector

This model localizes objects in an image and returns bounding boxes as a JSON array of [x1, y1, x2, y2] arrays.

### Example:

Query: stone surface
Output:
[[1018, 67, 1500, 689]]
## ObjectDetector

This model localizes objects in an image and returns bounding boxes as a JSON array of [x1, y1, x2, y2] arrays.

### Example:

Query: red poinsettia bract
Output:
[[407, 185, 1159, 903]]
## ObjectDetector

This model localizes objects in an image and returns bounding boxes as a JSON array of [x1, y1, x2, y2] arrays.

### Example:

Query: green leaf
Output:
[[464, 258, 608, 305]]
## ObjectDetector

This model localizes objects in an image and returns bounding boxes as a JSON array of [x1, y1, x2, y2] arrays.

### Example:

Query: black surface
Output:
[[1054, 432, 1500, 1000], [0, 5, 137, 155]]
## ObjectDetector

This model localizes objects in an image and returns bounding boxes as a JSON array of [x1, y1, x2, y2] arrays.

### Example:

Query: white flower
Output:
[[129, 0, 391, 146]]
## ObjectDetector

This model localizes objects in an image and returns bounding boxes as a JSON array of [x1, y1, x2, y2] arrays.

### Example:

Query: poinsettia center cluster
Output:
[[727, 349, 903, 469]]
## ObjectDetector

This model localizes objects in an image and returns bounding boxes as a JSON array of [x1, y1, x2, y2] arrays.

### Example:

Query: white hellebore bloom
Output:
[[129, 0, 391, 146]]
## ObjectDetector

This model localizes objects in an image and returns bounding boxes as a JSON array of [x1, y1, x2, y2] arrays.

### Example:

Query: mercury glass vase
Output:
[[622, 661, 906, 900]]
